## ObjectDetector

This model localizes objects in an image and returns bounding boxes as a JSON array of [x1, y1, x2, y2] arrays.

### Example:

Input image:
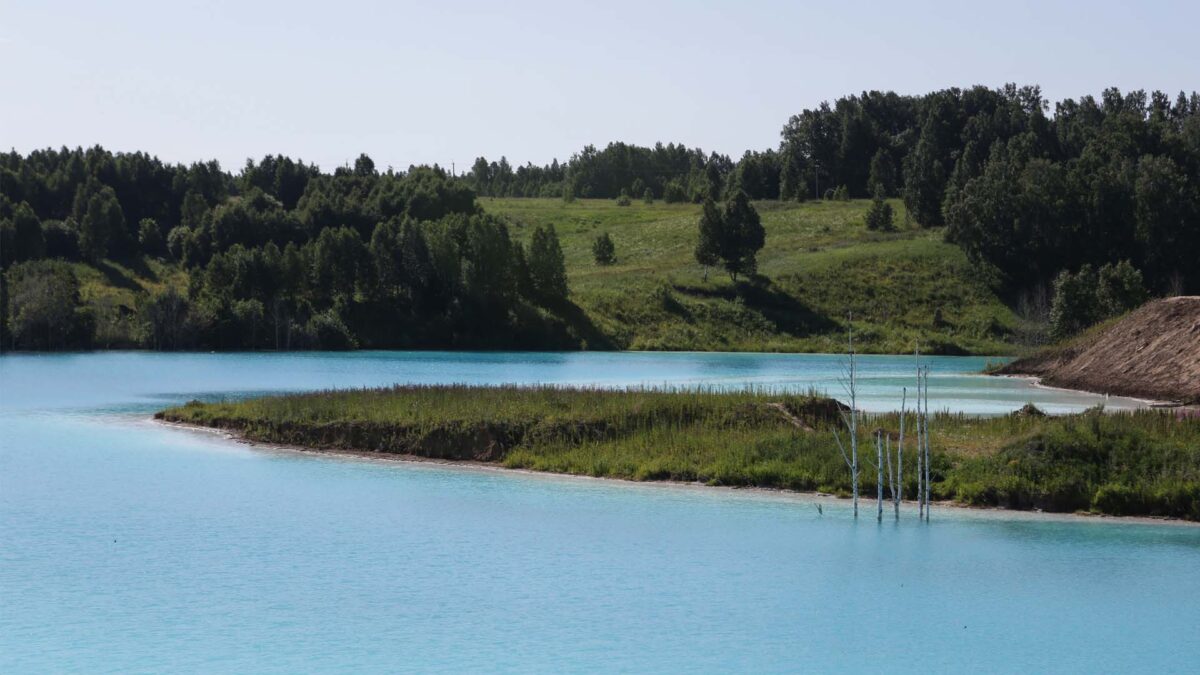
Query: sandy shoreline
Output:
[[989, 372, 1182, 408], [152, 418, 1199, 528]]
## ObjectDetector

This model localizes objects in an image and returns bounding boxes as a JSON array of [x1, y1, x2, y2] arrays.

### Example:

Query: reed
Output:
[[158, 387, 1200, 520]]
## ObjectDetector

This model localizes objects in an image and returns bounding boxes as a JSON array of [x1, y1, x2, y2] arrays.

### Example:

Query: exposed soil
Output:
[[997, 297, 1200, 404]]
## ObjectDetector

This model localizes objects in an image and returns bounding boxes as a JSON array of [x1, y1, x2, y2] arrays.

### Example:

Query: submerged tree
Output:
[[834, 318, 861, 517]]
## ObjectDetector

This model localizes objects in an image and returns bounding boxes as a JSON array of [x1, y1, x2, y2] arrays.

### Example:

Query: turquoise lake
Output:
[[1, 352, 1196, 672]]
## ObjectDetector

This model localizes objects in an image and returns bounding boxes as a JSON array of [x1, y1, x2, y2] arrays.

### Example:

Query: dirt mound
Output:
[[997, 297, 1200, 404]]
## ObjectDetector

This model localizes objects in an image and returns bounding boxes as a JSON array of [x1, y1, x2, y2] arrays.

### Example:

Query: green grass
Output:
[[158, 386, 1200, 520], [70, 198, 1023, 354], [70, 256, 189, 347], [486, 198, 1020, 354]]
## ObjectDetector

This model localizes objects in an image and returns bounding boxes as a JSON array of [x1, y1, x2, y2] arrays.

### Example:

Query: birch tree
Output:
[[833, 319, 860, 518], [875, 429, 884, 522], [923, 366, 932, 521], [916, 363, 924, 520], [889, 387, 906, 520]]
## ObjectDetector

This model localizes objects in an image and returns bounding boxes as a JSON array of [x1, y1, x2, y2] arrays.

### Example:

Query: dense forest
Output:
[[1, 84, 1197, 351]]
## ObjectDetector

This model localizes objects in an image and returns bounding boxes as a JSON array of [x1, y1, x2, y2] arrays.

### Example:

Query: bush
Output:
[[642, 188, 654, 204], [305, 309, 357, 350], [141, 287, 192, 350], [826, 185, 850, 201], [864, 187, 894, 231], [1050, 261, 1148, 338], [4, 260, 93, 349], [138, 218, 164, 255], [1092, 483, 1145, 516], [1050, 265, 1101, 339], [592, 232, 616, 266], [615, 189, 632, 207], [43, 220, 81, 260], [663, 180, 687, 204], [1097, 260, 1147, 316]]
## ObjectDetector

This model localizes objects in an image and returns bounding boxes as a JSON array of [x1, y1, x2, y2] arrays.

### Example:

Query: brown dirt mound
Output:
[[997, 296, 1200, 404]]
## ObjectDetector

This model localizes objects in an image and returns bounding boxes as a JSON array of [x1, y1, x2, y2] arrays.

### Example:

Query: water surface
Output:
[[1, 352, 1194, 673]]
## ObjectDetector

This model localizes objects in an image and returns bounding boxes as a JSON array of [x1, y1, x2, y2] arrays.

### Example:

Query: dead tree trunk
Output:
[[923, 367, 932, 521], [876, 429, 884, 522], [895, 388, 906, 519], [916, 362, 924, 520], [834, 318, 860, 518]]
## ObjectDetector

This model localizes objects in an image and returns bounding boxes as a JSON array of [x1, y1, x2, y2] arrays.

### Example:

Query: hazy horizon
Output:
[[3, 0, 1198, 172]]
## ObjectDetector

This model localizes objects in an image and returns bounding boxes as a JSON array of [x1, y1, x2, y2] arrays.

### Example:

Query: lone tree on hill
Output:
[[694, 198, 722, 281], [720, 191, 765, 281], [694, 192, 765, 282]]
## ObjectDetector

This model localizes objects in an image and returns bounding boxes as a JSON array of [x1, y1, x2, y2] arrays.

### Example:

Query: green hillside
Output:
[[485, 198, 1019, 354], [53, 197, 1021, 354]]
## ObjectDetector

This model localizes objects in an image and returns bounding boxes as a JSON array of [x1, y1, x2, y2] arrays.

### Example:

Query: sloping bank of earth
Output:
[[156, 385, 1200, 521], [997, 296, 1200, 404]]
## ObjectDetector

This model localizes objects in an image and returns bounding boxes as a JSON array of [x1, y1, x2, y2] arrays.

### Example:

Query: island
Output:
[[158, 384, 1200, 521]]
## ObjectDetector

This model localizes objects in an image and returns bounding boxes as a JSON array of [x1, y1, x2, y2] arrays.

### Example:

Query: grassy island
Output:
[[158, 386, 1200, 521]]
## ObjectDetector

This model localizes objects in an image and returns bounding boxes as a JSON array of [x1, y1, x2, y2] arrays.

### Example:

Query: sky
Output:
[[2, 0, 1197, 172]]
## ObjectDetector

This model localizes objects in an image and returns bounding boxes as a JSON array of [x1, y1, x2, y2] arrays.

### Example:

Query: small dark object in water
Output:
[[816, 503, 823, 516]]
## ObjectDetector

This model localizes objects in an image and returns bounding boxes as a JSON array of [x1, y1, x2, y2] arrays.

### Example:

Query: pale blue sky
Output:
[[2, 0, 1196, 172]]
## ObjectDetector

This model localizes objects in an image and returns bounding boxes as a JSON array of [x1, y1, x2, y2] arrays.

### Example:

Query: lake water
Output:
[[1, 352, 1195, 673]]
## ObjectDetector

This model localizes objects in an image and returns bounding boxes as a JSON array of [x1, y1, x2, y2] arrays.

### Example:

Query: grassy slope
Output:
[[70, 197, 1021, 354], [70, 257, 189, 347], [158, 386, 1200, 520], [486, 198, 1018, 354]]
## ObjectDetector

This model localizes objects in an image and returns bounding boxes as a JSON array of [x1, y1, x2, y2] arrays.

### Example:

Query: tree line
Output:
[[0, 149, 573, 350], [1, 84, 1196, 350], [469, 85, 1199, 295], [469, 142, 735, 203]]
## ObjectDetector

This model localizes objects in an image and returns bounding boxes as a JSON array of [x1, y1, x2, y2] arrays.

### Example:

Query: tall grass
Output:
[[159, 387, 1200, 520]]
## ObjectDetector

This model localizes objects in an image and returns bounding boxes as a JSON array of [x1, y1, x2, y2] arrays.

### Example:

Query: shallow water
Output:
[[0, 350, 1149, 415], [1, 352, 1195, 673]]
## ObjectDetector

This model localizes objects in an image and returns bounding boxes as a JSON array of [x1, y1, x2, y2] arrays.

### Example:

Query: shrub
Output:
[[1097, 260, 1147, 316], [592, 232, 616, 266], [663, 180, 687, 204], [138, 218, 164, 255], [305, 309, 357, 350], [1092, 483, 1145, 516], [4, 260, 93, 349], [864, 187, 894, 231], [141, 287, 192, 350], [616, 189, 632, 207], [1050, 265, 1101, 339], [1050, 261, 1148, 338], [43, 220, 81, 260]]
